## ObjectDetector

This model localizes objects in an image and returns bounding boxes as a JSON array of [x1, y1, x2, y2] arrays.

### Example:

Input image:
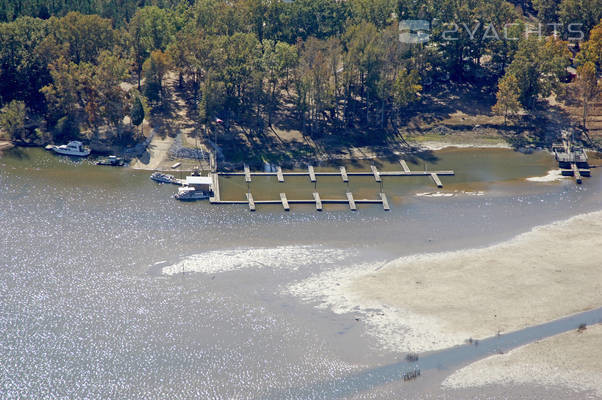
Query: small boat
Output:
[[174, 175, 213, 201], [52, 141, 91, 157], [96, 156, 125, 166], [150, 172, 181, 185]]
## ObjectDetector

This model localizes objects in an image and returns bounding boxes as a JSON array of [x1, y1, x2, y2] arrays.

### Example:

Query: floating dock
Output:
[[210, 160, 455, 211], [552, 136, 591, 184]]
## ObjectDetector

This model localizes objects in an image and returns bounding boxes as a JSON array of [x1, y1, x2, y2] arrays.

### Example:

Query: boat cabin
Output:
[[66, 141, 85, 151]]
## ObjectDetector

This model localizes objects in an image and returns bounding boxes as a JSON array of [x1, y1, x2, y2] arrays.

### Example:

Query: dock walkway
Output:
[[210, 160, 455, 211]]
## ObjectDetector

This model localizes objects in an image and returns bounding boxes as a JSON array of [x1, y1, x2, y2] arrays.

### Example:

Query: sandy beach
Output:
[[526, 168, 569, 182], [443, 323, 602, 397], [412, 140, 512, 151], [289, 211, 602, 353]]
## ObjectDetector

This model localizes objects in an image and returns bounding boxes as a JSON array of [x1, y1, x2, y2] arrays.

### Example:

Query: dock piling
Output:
[[340, 166, 349, 182], [308, 165, 316, 182], [280, 193, 290, 211], [244, 164, 251, 183], [572, 163, 582, 184], [246, 193, 256, 211], [430, 173, 443, 188], [400, 160, 411, 173], [380, 193, 390, 211], [313, 192, 322, 211], [371, 165, 382, 182], [346, 192, 357, 211]]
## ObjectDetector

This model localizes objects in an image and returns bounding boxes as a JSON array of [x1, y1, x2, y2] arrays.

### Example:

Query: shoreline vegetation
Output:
[[1, 1, 601, 169], [288, 210, 602, 353]]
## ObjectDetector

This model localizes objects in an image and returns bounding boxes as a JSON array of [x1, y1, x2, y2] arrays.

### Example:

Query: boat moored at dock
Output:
[[174, 175, 214, 201]]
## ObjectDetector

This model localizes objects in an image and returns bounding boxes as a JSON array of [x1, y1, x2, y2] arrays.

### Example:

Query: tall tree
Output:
[[48, 12, 117, 64], [143, 50, 171, 103], [0, 100, 27, 141], [492, 73, 522, 124], [558, 0, 601, 40], [576, 61, 600, 128], [129, 6, 176, 89], [532, 0, 560, 27], [130, 96, 145, 136], [506, 37, 571, 108], [343, 22, 386, 125], [0, 17, 51, 110], [575, 21, 602, 69]]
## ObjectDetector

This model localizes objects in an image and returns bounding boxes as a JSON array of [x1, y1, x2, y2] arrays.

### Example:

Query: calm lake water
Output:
[[1, 147, 601, 399]]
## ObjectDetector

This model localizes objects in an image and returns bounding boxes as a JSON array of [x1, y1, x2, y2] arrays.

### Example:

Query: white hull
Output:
[[150, 172, 182, 185], [52, 141, 91, 157], [53, 148, 91, 157], [174, 192, 210, 201]]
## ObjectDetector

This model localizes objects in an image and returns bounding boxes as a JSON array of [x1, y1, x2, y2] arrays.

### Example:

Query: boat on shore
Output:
[[96, 156, 125, 166], [174, 175, 213, 201], [51, 141, 91, 157], [150, 172, 181, 185]]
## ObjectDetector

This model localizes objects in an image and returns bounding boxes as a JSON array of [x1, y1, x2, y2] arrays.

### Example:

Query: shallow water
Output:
[[1, 147, 601, 399]]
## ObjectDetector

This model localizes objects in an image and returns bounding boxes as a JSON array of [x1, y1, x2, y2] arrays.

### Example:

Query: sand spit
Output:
[[162, 246, 351, 275], [288, 211, 602, 353], [526, 169, 568, 182], [415, 190, 485, 198], [413, 141, 512, 151], [443, 324, 602, 397]]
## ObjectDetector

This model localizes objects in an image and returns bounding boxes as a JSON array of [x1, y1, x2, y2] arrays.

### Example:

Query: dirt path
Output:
[[130, 128, 174, 170], [131, 73, 210, 171]]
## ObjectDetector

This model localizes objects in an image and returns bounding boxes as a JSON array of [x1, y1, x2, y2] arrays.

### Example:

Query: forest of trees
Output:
[[0, 0, 601, 144]]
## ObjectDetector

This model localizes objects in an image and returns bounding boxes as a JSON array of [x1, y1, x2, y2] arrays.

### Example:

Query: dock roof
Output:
[[185, 176, 212, 186]]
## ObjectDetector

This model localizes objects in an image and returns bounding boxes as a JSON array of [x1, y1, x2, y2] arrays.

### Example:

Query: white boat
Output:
[[52, 141, 91, 157], [174, 186, 211, 201], [150, 172, 181, 185], [174, 175, 213, 201]]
